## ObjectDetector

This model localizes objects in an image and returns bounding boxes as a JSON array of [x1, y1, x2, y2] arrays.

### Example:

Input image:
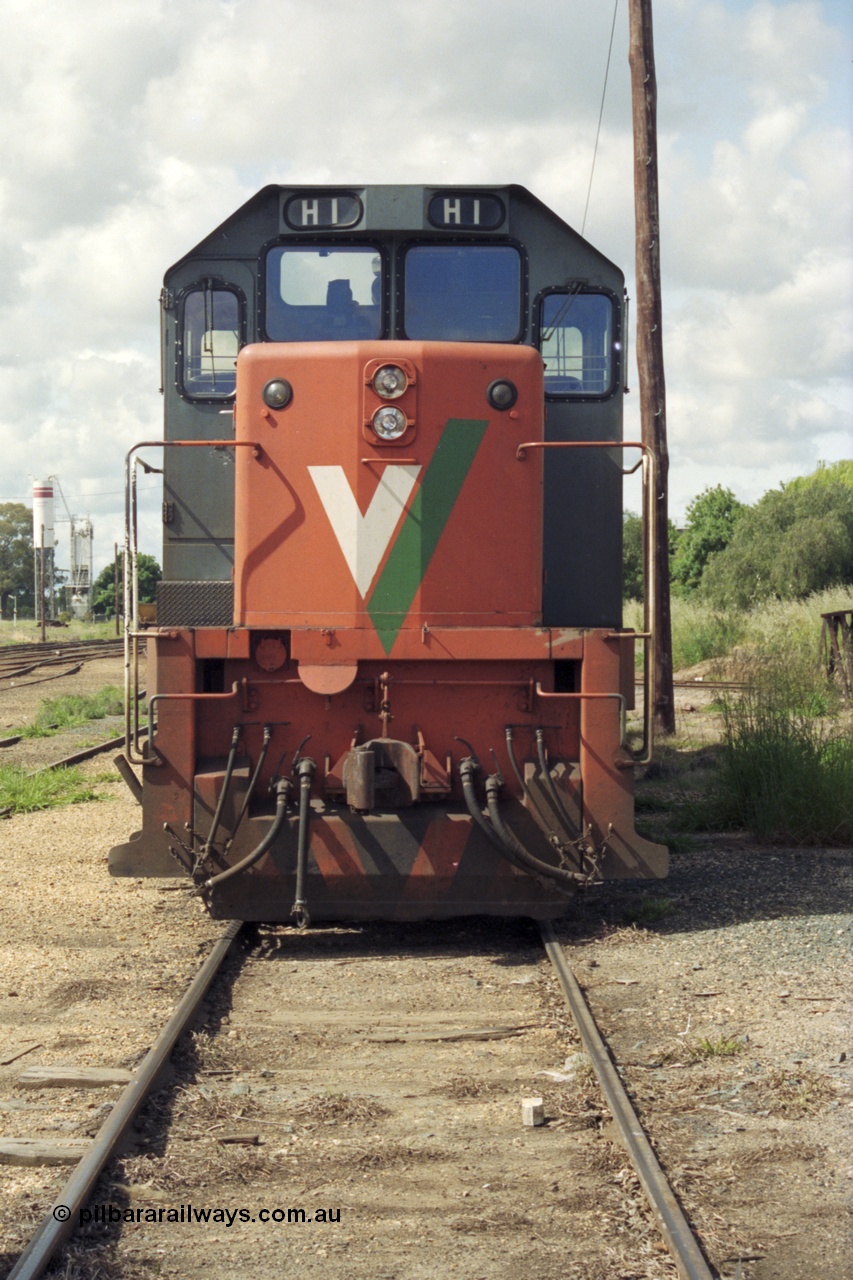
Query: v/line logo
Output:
[[307, 463, 421, 598], [308, 418, 488, 652]]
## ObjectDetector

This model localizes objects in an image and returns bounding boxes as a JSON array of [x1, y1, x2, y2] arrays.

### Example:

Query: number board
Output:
[[283, 193, 363, 230], [427, 193, 505, 230]]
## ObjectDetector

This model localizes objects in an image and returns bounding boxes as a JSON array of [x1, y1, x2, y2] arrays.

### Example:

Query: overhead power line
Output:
[[582, 0, 620, 237]]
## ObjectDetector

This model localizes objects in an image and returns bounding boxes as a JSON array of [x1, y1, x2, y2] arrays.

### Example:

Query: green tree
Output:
[[0, 503, 35, 619], [623, 510, 681, 600], [623, 511, 644, 600], [702, 473, 853, 608], [92, 553, 161, 614], [672, 485, 746, 595], [786, 458, 853, 495]]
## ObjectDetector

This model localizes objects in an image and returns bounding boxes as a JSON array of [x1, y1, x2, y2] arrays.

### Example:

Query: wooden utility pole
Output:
[[629, 0, 675, 736]]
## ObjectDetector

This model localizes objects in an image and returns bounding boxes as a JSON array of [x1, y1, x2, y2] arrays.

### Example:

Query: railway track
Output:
[[7, 924, 242, 1280], [0, 639, 137, 774], [8, 921, 715, 1280], [0, 700, 145, 777], [638, 678, 751, 693], [0, 640, 122, 691], [2, 681, 847, 1278], [0, 639, 124, 686]]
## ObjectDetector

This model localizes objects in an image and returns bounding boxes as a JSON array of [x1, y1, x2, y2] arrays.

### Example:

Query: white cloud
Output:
[[0, 0, 849, 573]]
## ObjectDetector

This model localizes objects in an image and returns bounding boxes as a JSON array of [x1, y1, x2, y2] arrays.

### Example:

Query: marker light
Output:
[[486, 379, 518, 410], [372, 365, 408, 399], [262, 379, 293, 409], [372, 406, 408, 439]]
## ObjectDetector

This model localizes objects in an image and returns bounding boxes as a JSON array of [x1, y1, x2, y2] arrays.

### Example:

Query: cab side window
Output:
[[180, 286, 242, 399], [539, 292, 615, 397]]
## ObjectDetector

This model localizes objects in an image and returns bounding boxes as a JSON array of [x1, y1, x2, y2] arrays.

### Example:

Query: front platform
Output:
[[110, 805, 577, 922]]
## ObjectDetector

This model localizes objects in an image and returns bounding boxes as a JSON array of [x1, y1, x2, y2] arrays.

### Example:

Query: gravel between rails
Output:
[[0, 660, 850, 1279]]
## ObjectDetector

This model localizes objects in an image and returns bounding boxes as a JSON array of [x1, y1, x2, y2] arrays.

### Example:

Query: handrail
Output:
[[516, 439, 657, 765], [143, 683, 249, 766], [534, 686, 627, 747], [123, 440, 260, 764]]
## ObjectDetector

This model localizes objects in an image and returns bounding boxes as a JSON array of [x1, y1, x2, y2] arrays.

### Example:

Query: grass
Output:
[[184, 1029, 234, 1073], [647, 697, 853, 845], [628, 588, 853, 844], [44, 1244, 159, 1280], [671, 603, 747, 671], [712, 656, 853, 843], [92, 768, 121, 784], [624, 598, 746, 670], [686, 1034, 745, 1060], [622, 896, 676, 926], [0, 618, 119, 645], [0, 764, 105, 815], [625, 587, 851, 679], [290, 1092, 390, 1125], [18, 686, 124, 738]]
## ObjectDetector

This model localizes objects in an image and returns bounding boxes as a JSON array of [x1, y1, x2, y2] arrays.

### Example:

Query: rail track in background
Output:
[[0, 700, 146, 775], [8, 920, 716, 1280], [0, 638, 138, 770], [0, 639, 123, 686], [639, 678, 751, 694]]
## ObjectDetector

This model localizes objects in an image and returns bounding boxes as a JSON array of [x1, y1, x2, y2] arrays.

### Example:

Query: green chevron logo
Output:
[[310, 418, 488, 653], [366, 418, 488, 651]]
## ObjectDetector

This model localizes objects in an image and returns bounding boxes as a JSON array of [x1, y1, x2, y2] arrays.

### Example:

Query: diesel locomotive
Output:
[[110, 184, 667, 922]]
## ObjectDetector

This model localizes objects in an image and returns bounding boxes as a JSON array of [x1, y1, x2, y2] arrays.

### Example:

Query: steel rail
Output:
[[539, 921, 716, 1280], [7, 920, 244, 1280], [0, 658, 115, 683], [0, 663, 84, 693], [28, 731, 148, 775], [0, 639, 122, 670], [634, 678, 752, 693], [3, 689, 148, 766]]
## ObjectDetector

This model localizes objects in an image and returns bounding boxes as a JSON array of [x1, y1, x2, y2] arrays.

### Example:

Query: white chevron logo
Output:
[[307, 464, 421, 597]]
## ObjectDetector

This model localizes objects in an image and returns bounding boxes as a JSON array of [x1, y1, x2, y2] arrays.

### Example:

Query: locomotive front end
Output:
[[109, 183, 667, 922]]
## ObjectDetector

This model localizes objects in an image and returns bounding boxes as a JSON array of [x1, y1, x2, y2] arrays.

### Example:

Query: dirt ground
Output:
[[0, 657, 850, 1278]]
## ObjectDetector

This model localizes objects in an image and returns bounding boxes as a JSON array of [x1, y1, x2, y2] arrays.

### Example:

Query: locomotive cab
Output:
[[110, 185, 666, 922]]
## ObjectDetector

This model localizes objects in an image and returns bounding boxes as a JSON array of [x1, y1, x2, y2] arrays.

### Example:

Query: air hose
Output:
[[484, 775, 585, 889], [194, 776, 292, 896], [203, 725, 242, 855], [459, 757, 553, 889], [225, 725, 273, 852], [290, 757, 316, 930]]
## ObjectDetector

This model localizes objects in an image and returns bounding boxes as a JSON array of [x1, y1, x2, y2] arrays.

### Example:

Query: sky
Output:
[[0, 0, 851, 579]]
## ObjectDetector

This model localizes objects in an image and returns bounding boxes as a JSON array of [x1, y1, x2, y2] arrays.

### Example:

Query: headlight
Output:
[[486, 379, 518, 410], [372, 406, 408, 440], [262, 379, 293, 409], [372, 364, 408, 399]]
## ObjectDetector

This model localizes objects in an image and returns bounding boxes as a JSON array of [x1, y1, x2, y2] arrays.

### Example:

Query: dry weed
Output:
[[431, 1075, 508, 1100], [756, 1068, 837, 1118], [288, 1091, 389, 1126]]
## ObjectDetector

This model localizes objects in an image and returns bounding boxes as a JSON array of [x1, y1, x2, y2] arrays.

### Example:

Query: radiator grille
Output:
[[156, 580, 234, 627]]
